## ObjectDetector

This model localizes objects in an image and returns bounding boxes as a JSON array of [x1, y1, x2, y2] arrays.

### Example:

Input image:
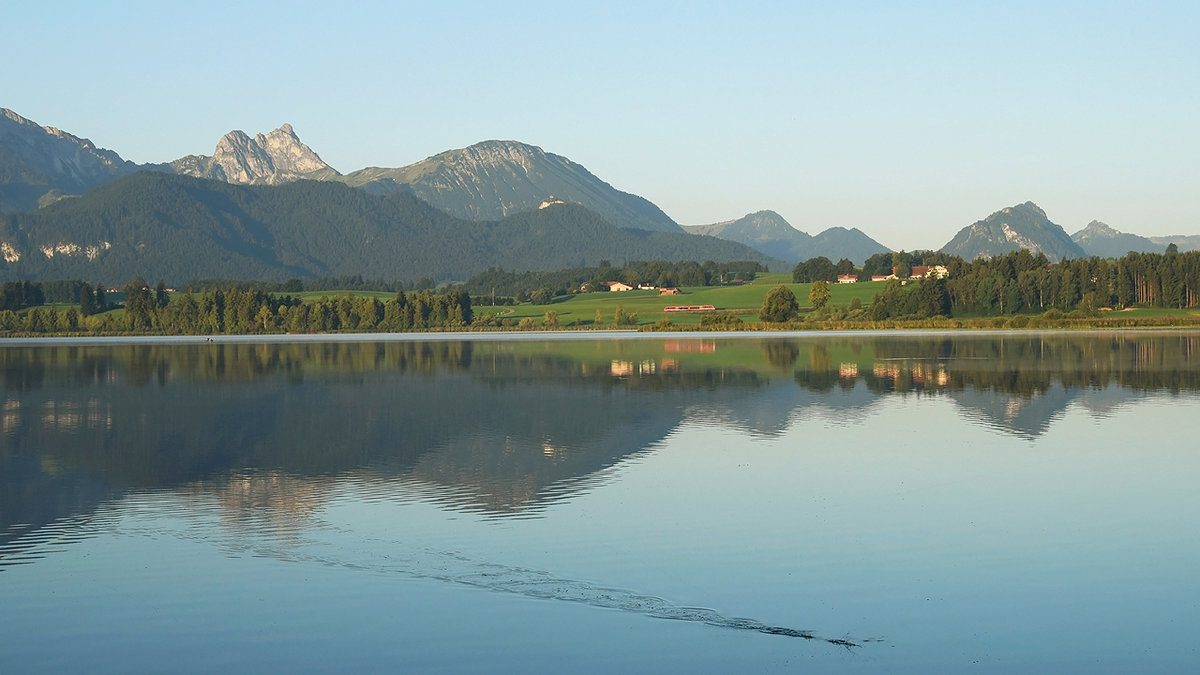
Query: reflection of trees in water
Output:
[[762, 340, 800, 371], [1, 341, 774, 549], [0, 341, 477, 391], [4, 333, 1200, 552], [789, 334, 1200, 396]]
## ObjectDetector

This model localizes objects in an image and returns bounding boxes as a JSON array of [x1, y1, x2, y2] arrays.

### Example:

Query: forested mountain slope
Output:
[[0, 172, 776, 283]]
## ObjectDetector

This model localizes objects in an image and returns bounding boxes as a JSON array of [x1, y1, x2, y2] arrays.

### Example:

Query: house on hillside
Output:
[[605, 281, 633, 292], [871, 274, 895, 282], [836, 274, 858, 284], [909, 265, 949, 280], [659, 287, 681, 295]]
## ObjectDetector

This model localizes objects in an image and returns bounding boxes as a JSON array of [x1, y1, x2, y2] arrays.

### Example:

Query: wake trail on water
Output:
[[225, 530, 871, 648], [99, 493, 875, 649]]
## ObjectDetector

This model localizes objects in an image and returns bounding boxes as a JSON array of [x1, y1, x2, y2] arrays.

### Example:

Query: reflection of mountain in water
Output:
[[786, 333, 1200, 438], [0, 341, 768, 554], [3, 333, 1199, 555], [688, 378, 882, 436], [947, 385, 1075, 440]]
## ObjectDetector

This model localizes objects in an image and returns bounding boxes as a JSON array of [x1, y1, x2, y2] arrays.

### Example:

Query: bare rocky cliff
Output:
[[170, 123, 339, 185]]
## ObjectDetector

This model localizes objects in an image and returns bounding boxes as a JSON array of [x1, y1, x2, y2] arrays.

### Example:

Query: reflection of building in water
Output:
[[610, 360, 659, 377], [3, 400, 20, 434], [542, 437, 564, 461], [911, 363, 950, 386], [871, 362, 950, 387], [839, 363, 859, 379], [872, 363, 901, 380], [663, 340, 716, 353], [7, 398, 114, 433]]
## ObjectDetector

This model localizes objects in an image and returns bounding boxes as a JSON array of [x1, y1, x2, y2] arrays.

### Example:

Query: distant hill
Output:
[[685, 211, 812, 260], [941, 201, 1086, 262], [170, 123, 340, 185], [1071, 220, 1164, 257], [1147, 235, 1200, 253], [809, 227, 891, 265], [0, 107, 144, 211], [685, 210, 889, 264], [339, 140, 682, 233], [0, 172, 777, 284]]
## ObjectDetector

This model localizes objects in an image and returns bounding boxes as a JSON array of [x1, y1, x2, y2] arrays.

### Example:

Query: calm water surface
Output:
[[2, 333, 1199, 672]]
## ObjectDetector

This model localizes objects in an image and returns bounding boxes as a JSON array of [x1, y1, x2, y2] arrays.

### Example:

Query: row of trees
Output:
[[935, 247, 1200, 316], [856, 247, 1200, 319], [777, 247, 1200, 322], [1, 284, 475, 335], [794, 251, 949, 283], [791, 257, 857, 283]]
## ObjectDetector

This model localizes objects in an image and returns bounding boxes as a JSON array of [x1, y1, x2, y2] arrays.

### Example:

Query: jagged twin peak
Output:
[[170, 123, 340, 185]]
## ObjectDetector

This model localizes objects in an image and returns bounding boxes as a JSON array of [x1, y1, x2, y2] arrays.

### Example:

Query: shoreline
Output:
[[4, 326, 1200, 347]]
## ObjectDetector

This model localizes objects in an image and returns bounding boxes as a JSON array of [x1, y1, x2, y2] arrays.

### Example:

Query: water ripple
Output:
[[188, 519, 876, 649]]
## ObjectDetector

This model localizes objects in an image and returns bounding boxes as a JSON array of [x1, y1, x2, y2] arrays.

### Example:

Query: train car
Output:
[[663, 305, 717, 312]]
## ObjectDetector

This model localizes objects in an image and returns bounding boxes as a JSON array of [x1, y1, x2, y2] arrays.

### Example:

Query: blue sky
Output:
[[4, 1, 1197, 249]]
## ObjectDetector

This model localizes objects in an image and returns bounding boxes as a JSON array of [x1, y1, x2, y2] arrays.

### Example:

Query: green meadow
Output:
[[475, 274, 882, 327]]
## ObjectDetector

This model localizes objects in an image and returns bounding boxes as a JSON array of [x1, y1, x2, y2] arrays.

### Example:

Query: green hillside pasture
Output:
[[473, 279, 882, 327], [295, 290, 395, 303]]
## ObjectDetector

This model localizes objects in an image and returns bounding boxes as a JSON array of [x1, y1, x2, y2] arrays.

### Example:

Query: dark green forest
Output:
[[794, 247, 1200, 320], [1, 280, 473, 335], [0, 172, 778, 284]]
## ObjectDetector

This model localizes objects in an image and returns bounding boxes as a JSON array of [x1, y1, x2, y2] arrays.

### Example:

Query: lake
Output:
[[2, 332, 1199, 672]]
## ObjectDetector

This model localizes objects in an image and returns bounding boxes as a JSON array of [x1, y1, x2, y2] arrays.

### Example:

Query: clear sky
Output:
[[4, 0, 1197, 250]]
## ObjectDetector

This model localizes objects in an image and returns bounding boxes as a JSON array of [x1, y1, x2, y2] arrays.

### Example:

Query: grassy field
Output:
[[474, 274, 883, 327], [293, 290, 396, 303]]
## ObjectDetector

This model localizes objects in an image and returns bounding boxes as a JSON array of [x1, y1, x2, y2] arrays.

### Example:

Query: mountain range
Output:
[[0, 171, 783, 283], [684, 210, 889, 264], [2, 106, 1197, 283], [940, 201, 1087, 263]]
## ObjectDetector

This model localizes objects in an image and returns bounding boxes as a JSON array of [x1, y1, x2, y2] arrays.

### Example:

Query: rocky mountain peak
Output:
[[1010, 201, 1047, 218], [170, 124, 339, 185], [942, 201, 1086, 262], [0, 107, 139, 207], [1070, 220, 1163, 257], [1077, 220, 1117, 236]]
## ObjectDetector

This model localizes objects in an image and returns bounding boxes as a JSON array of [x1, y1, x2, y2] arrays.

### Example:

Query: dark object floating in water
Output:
[[434, 551, 873, 648]]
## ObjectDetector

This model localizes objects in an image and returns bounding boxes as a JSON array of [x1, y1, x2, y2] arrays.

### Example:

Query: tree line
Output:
[[788, 247, 1200, 320], [0, 278, 474, 335]]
